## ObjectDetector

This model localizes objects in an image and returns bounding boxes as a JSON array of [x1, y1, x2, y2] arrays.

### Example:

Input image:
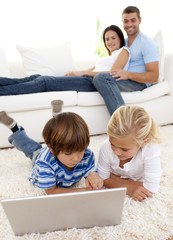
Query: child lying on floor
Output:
[[0, 100, 103, 194], [97, 105, 162, 201]]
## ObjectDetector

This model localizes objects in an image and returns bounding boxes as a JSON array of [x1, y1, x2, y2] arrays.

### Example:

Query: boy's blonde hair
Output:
[[107, 106, 160, 145], [42, 112, 90, 156]]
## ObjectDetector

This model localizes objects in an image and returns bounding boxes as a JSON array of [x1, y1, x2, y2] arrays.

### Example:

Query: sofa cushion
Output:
[[0, 48, 11, 77], [16, 42, 74, 77], [77, 81, 170, 106], [0, 91, 77, 112]]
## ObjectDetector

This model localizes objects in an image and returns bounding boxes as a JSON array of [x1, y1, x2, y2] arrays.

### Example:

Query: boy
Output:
[[0, 100, 103, 194]]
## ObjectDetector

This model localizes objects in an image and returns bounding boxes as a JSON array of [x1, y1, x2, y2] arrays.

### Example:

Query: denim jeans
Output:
[[8, 127, 42, 163], [0, 75, 96, 95], [93, 73, 147, 115]]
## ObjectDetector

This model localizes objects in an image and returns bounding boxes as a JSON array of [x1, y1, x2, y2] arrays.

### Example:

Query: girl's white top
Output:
[[93, 47, 130, 72], [97, 138, 162, 193]]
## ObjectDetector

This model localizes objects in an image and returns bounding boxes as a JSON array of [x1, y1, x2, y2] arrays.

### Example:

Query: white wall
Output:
[[0, 0, 172, 61]]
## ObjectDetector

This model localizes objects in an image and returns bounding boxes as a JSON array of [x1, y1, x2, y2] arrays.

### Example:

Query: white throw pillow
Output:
[[153, 31, 164, 82], [0, 48, 11, 77], [16, 42, 74, 76]]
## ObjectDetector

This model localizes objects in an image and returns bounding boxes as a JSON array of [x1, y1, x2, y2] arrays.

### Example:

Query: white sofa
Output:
[[0, 52, 173, 148], [1, 32, 173, 149]]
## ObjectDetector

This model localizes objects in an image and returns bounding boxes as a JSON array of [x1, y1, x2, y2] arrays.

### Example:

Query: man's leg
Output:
[[93, 73, 125, 115], [93, 73, 146, 115]]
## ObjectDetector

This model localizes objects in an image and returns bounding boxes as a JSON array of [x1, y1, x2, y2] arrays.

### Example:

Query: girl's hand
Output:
[[110, 69, 129, 81], [127, 185, 152, 201], [85, 172, 103, 190]]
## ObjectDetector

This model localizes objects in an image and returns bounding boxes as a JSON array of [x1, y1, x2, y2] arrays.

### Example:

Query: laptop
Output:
[[1, 188, 126, 236]]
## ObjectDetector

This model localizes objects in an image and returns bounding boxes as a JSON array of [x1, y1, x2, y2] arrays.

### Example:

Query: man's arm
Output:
[[110, 61, 159, 84]]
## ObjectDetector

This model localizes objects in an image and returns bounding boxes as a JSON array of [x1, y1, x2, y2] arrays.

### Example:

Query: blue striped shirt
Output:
[[29, 147, 96, 189]]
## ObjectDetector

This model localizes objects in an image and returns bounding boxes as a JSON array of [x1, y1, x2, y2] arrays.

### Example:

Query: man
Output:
[[93, 6, 159, 115]]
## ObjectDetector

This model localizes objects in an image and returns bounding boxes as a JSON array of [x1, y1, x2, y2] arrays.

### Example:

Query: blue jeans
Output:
[[0, 75, 96, 95], [8, 127, 42, 164], [93, 73, 147, 115]]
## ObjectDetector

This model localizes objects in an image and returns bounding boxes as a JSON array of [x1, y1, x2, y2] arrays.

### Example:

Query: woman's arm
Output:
[[65, 67, 108, 77], [65, 48, 129, 77], [110, 48, 129, 71]]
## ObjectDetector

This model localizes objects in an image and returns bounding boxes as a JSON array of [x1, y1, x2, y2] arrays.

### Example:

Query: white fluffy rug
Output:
[[0, 125, 173, 240]]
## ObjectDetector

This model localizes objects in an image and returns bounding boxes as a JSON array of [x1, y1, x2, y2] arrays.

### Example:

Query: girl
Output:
[[97, 105, 162, 201], [0, 25, 130, 95]]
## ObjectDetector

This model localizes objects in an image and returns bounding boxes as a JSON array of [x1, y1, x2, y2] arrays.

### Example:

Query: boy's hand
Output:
[[85, 172, 103, 190]]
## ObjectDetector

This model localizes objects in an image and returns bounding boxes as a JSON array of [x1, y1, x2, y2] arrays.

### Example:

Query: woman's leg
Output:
[[0, 75, 40, 86], [0, 75, 97, 95], [42, 75, 97, 92], [0, 77, 46, 95]]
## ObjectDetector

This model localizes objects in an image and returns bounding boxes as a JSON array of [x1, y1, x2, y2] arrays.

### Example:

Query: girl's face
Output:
[[104, 30, 121, 54], [109, 133, 140, 161], [57, 150, 85, 171]]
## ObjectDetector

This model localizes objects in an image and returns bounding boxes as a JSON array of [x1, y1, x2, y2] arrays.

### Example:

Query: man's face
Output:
[[122, 12, 141, 37]]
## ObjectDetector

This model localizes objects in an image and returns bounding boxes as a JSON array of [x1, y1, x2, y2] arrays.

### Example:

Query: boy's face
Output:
[[109, 133, 140, 161], [57, 150, 85, 170]]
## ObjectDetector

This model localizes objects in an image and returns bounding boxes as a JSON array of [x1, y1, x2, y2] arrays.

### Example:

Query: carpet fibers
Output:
[[0, 125, 173, 240]]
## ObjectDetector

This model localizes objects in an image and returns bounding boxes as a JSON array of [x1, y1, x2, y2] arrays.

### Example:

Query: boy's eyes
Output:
[[64, 152, 71, 156]]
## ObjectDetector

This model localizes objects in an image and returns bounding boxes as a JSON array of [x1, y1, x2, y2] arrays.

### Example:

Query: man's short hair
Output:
[[122, 6, 141, 19]]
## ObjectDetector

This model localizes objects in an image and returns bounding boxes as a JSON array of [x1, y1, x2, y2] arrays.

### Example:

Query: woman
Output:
[[0, 25, 129, 96]]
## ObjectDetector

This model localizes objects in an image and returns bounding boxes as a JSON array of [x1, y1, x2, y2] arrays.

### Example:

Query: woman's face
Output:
[[104, 30, 121, 54]]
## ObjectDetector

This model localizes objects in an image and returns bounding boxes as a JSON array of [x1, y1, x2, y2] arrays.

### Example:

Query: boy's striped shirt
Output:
[[29, 147, 96, 189]]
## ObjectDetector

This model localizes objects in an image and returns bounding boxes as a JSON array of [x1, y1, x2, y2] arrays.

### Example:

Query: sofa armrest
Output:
[[164, 53, 173, 96]]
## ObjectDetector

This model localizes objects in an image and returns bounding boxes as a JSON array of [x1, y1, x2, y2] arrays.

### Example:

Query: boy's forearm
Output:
[[45, 186, 90, 195]]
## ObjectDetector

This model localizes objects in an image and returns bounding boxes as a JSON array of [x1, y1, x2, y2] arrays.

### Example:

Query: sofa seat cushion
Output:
[[0, 91, 77, 112], [78, 81, 170, 106]]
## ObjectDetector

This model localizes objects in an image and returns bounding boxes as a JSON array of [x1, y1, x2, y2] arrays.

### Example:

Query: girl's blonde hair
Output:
[[107, 106, 160, 145]]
